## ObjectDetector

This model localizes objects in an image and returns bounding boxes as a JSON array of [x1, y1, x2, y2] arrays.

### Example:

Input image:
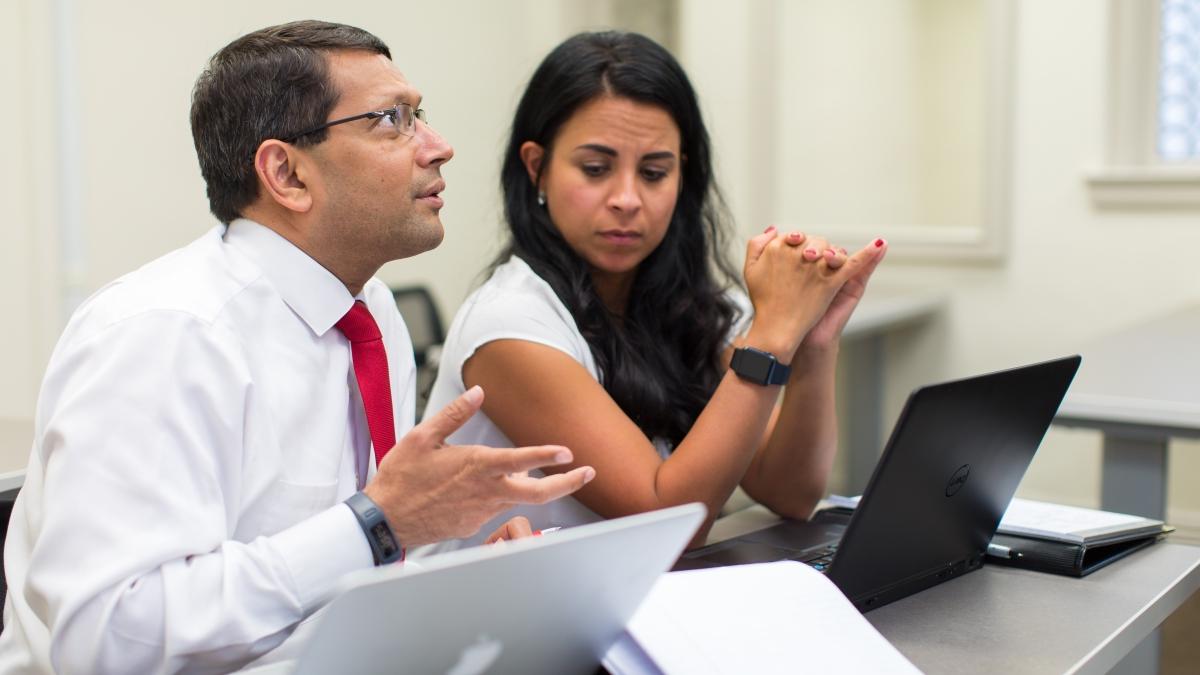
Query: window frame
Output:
[[1086, 0, 1200, 207]]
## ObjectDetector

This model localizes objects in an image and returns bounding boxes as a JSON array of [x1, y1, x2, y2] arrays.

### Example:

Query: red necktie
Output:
[[336, 301, 395, 466]]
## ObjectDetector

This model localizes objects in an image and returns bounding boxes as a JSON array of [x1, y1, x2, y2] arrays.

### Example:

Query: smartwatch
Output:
[[345, 491, 404, 565], [730, 346, 791, 386]]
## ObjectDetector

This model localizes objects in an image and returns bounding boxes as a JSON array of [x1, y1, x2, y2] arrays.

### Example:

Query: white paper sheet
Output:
[[997, 498, 1162, 544], [603, 561, 920, 675]]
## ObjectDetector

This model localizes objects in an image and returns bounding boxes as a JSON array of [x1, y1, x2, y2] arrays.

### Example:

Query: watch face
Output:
[[371, 521, 399, 558], [735, 348, 774, 383]]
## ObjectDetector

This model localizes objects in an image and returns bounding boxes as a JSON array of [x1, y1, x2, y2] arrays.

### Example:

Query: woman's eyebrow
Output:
[[642, 151, 676, 161], [573, 145, 677, 161], [574, 143, 617, 156]]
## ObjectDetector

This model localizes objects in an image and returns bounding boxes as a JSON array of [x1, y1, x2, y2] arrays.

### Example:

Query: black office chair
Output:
[[391, 286, 446, 419], [0, 488, 18, 631]]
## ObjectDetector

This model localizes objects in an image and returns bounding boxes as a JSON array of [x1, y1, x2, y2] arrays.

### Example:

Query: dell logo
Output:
[[945, 464, 970, 497]]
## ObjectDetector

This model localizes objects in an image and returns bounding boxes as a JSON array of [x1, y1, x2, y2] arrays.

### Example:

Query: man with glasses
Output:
[[0, 20, 595, 673]]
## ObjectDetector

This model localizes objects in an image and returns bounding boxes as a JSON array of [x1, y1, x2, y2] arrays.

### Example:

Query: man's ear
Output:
[[254, 140, 313, 214], [518, 141, 545, 188]]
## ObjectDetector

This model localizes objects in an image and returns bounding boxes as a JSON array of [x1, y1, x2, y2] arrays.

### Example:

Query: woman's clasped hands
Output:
[[742, 226, 888, 362]]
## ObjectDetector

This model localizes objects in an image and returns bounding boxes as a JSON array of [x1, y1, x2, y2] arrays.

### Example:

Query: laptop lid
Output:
[[290, 502, 706, 675], [827, 355, 1081, 610]]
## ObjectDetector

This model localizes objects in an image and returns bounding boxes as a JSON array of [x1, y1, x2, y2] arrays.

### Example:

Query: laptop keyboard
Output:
[[793, 542, 838, 573]]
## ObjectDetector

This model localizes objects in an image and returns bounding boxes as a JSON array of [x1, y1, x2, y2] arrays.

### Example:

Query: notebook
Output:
[[676, 355, 1081, 611], [987, 498, 1170, 576], [264, 503, 705, 675]]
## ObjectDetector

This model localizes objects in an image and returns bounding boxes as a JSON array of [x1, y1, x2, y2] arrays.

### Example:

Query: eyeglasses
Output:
[[284, 102, 426, 143]]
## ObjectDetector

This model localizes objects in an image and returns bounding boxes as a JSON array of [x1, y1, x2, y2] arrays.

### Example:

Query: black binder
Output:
[[986, 527, 1172, 577]]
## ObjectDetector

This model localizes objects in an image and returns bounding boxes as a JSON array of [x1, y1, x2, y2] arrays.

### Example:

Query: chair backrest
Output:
[[0, 488, 18, 630], [391, 286, 447, 419], [391, 286, 445, 368]]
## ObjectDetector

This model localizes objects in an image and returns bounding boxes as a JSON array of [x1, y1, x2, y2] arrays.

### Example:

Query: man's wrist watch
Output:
[[730, 346, 791, 386], [345, 491, 404, 565]]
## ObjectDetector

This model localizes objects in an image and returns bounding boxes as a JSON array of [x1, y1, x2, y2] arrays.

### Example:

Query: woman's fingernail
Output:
[[875, 238, 885, 248], [764, 225, 776, 234]]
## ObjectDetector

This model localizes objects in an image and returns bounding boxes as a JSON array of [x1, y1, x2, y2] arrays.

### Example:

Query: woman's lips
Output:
[[598, 230, 642, 245]]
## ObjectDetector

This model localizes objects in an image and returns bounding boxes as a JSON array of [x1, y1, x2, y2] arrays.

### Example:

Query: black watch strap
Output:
[[730, 346, 791, 386], [345, 491, 404, 565]]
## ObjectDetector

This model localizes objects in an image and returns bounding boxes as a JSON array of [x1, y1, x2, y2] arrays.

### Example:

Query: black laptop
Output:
[[676, 355, 1082, 612]]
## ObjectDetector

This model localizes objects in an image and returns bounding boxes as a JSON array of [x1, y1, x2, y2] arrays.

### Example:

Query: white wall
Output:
[[0, 0, 620, 467], [681, 0, 1200, 528], [4, 0, 1199, 529], [1, 2, 61, 424]]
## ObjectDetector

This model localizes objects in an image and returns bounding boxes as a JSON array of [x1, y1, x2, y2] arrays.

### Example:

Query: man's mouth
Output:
[[417, 180, 446, 208]]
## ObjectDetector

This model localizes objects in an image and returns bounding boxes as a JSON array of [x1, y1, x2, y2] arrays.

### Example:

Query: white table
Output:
[[1053, 305, 1200, 522], [839, 288, 946, 493]]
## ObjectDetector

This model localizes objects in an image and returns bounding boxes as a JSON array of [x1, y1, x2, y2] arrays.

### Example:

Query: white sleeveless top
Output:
[[415, 256, 749, 554]]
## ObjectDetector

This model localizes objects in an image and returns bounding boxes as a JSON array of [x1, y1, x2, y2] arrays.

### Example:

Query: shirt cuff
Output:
[[271, 503, 374, 613]]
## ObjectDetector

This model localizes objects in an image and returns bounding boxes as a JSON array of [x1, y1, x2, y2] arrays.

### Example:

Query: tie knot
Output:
[[336, 301, 382, 343]]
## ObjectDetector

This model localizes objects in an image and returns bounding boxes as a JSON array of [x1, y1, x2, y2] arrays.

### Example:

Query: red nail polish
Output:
[[764, 225, 777, 234], [874, 238, 885, 248]]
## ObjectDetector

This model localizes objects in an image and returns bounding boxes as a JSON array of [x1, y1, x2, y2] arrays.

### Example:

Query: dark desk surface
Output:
[[709, 505, 1200, 675]]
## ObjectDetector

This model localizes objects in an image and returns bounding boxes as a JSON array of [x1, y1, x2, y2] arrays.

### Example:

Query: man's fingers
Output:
[[506, 516, 534, 539], [504, 466, 596, 505], [485, 516, 533, 544], [480, 444, 576, 476], [414, 385, 485, 446]]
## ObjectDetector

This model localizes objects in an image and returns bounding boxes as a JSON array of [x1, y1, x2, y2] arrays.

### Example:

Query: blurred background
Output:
[[2, 0, 1199, 554], [3, 0, 1200, 670]]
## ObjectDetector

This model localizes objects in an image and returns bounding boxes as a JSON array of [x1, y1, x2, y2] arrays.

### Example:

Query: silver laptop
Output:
[[275, 503, 704, 675]]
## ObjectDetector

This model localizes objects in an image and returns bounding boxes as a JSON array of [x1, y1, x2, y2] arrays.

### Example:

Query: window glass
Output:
[[1159, 0, 1200, 160]]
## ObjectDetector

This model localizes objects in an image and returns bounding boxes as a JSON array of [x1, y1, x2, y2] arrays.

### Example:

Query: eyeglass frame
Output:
[[283, 102, 426, 143]]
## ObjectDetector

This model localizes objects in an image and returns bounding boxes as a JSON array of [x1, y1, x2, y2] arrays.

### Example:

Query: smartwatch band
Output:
[[730, 346, 791, 386], [345, 491, 404, 565]]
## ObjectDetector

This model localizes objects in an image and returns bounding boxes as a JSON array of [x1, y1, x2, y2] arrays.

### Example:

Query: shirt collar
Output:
[[224, 218, 355, 336]]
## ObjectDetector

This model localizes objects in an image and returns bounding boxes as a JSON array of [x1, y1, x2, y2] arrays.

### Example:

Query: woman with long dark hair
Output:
[[423, 31, 886, 548]]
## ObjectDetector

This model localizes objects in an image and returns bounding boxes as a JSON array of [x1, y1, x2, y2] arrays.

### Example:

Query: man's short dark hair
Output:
[[190, 20, 391, 224]]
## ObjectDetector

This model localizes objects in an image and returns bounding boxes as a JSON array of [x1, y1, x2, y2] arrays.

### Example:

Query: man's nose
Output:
[[417, 121, 454, 167]]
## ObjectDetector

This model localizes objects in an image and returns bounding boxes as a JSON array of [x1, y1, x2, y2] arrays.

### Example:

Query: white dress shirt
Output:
[[0, 219, 416, 674]]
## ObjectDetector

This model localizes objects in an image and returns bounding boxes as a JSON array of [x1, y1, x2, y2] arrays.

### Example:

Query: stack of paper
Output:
[[603, 561, 919, 674], [996, 498, 1163, 544]]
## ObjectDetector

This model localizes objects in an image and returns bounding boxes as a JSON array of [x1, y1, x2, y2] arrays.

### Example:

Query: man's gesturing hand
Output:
[[363, 385, 595, 547]]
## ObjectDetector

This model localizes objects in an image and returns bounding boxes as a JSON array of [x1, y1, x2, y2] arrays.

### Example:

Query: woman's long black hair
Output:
[[497, 31, 741, 448]]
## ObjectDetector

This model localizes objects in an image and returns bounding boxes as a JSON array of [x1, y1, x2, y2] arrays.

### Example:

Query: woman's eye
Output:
[[581, 164, 608, 177], [641, 167, 669, 182]]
